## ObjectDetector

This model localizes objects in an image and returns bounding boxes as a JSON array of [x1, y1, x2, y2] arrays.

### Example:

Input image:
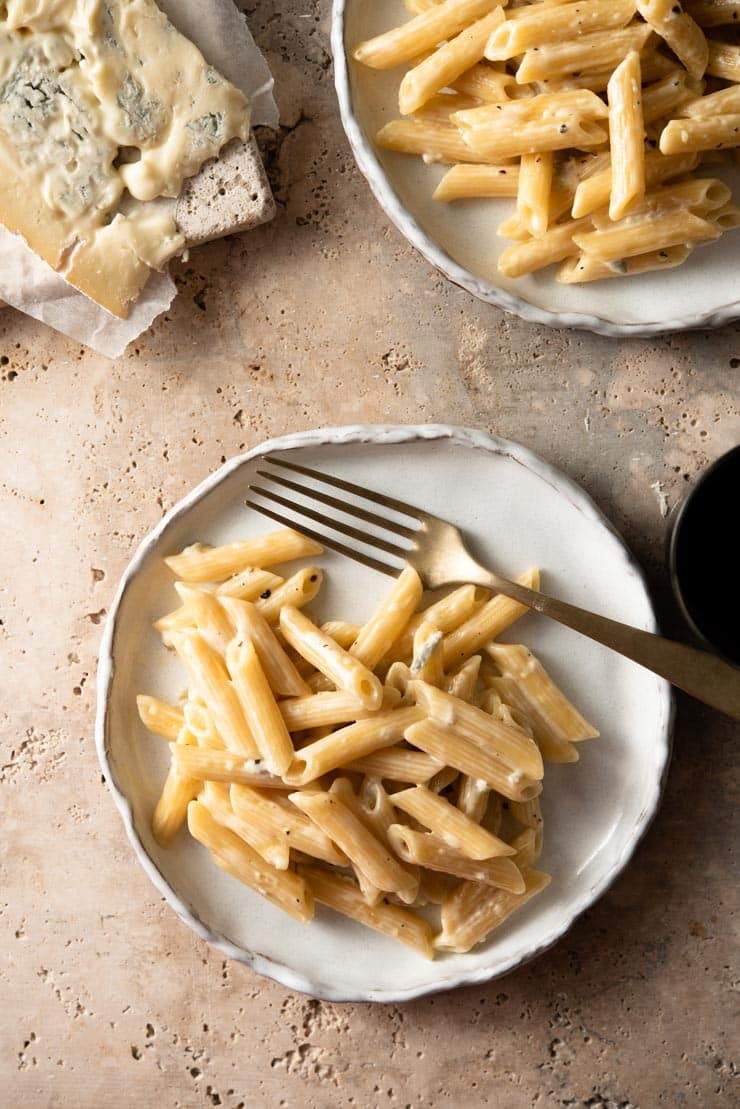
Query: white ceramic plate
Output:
[[97, 425, 672, 1001], [332, 0, 740, 337]]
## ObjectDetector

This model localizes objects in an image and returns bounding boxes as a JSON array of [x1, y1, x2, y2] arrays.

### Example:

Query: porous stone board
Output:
[[1, 1, 738, 1106]]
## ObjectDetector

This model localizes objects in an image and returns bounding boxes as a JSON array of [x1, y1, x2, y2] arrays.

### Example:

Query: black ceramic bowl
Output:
[[668, 446, 740, 667]]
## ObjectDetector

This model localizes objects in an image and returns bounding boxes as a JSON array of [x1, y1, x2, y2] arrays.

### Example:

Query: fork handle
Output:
[[481, 573, 740, 721]]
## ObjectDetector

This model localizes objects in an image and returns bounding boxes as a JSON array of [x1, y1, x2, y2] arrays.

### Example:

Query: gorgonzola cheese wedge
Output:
[[0, 0, 250, 317]]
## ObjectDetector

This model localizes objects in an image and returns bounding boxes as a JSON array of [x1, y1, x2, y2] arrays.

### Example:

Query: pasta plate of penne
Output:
[[333, 0, 740, 334], [97, 425, 672, 1000]]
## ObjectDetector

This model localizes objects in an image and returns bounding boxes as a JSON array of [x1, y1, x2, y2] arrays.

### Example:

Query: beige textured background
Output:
[[1, 2, 739, 1106]]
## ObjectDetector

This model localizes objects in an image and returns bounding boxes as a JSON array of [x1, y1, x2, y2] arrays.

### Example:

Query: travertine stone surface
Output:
[[1, 2, 738, 1106]]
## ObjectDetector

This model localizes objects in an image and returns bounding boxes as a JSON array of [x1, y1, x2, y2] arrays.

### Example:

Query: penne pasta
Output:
[[290, 789, 419, 902], [353, 0, 507, 70], [515, 24, 653, 84], [390, 785, 516, 859], [607, 51, 645, 220], [225, 638, 295, 775], [137, 694, 184, 741], [442, 567, 539, 666], [164, 529, 322, 582], [215, 567, 284, 600], [201, 781, 290, 870], [498, 217, 593, 278], [411, 679, 544, 779], [517, 151, 553, 235], [284, 705, 425, 786], [280, 605, 383, 709], [345, 747, 443, 783], [376, 119, 495, 165], [388, 824, 525, 892], [433, 163, 521, 201], [486, 0, 636, 60], [436, 869, 550, 951], [169, 630, 258, 757], [706, 40, 740, 82], [399, 8, 506, 116], [636, 0, 708, 79], [152, 725, 200, 847], [256, 567, 323, 623], [659, 114, 740, 155], [299, 865, 434, 958], [188, 801, 313, 923], [557, 244, 692, 282], [573, 208, 720, 260], [230, 784, 348, 866], [350, 564, 424, 670], [219, 596, 309, 697]]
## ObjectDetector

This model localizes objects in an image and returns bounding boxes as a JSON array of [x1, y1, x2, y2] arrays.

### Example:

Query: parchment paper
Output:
[[0, 0, 278, 358]]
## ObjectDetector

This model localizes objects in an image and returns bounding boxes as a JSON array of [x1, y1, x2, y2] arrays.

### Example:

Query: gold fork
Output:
[[247, 456, 740, 720]]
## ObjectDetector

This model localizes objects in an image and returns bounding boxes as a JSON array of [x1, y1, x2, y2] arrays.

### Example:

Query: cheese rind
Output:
[[0, 0, 251, 317]]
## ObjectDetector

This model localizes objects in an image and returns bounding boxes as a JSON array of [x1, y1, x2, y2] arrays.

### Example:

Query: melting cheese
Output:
[[0, 0, 250, 316]]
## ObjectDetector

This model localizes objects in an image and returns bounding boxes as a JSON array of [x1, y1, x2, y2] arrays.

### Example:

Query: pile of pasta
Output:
[[353, 0, 740, 282], [138, 527, 598, 958]]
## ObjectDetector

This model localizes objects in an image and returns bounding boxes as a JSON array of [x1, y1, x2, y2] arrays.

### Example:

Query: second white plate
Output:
[[333, 0, 740, 336], [97, 425, 672, 1001]]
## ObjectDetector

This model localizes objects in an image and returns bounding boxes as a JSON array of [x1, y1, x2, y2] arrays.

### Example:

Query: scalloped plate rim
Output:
[[96, 423, 674, 1002]]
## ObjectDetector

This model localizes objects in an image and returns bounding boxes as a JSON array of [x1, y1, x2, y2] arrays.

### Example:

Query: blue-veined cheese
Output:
[[0, 0, 250, 317]]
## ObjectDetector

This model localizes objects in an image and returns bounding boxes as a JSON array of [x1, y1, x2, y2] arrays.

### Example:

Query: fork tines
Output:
[[246, 456, 419, 576]]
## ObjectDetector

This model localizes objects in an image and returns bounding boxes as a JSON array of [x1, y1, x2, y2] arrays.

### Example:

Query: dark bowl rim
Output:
[[668, 445, 740, 667]]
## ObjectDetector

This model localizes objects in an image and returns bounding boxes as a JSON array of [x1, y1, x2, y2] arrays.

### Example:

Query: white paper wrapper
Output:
[[0, 0, 278, 358]]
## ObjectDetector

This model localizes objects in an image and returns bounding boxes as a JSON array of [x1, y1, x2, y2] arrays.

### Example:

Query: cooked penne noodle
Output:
[[345, 747, 443, 783], [279, 688, 397, 731], [137, 694, 184, 741], [281, 605, 383, 709], [406, 717, 542, 801], [164, 529, 323, 582], [183, 699, 225, 748], [456, 773, 490, 824], [257, 567, 323, 623], [712, 202, 740, 231], [169, 630, 258, 757], [230, 784, 348, 866], [376, 119, 495, 164], [444, 654, 482, 700], [571, 151, 699, 217], [410, 621, 445, 685], [515, 24, 653, 84], [706, 40, 740, 82], [517, 151, 553, 235], [498, 217, 593, 278], [284, 705, 425, 786], [388, 584, 481, 663], [686, 0, 740, 27], [573, 208, 720, 260], [399, 8, 505, 116], [290, 789, 419, 902], [154, 604, 195, 634], [486, 643, 599, 761], [442, 567, 539, 666], [436, 869, 550, 951], [636, 0, 708, 79], [215, 567, 284, 600], [411, 679, 544, 779], [188, 801, 313, 923], [152, 725, 200, 847], [201, 782, 290, 870], [350, 564, 424, 670], [428, 764, 460, 793], [659, 114, 740, 155], [607, 52, 645, 220], [388, 825, 525, 892], [453, 61, 518, 102], [510, 794, 543, 831], [220, 597, 309, 697], [225, 639, 295, 775], [486, 0, 636, 60], [641, 70, 703, 125], [320, 620, 361, 649], [680, 85, 740, 119], [354, 0, 507, 70], [557, 244, 692, 282], [170, 743, 284, 787], [391, 785, 516, 859], [299, 865, 434, 958], [433, 163, 520, 201], [174, 582, 235, 655], [591, 178, 731, 225]]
